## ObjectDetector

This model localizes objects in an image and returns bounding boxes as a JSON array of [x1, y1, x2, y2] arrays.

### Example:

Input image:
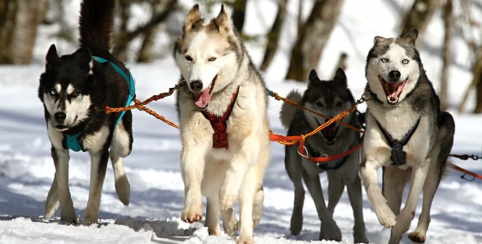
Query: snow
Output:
[[1, 0, 482, 243]]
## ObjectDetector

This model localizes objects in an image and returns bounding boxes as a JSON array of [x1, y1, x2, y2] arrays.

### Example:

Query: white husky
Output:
[[173, 4, 270, 244]]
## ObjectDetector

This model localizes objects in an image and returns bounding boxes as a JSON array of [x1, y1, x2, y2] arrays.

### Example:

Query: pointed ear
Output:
[[333, 68, 347, 87], [215, 4, 232, 33], [374, 36, 386, 45], [308, 69, 319, 85], [73, 47, 92, 72], [46, 44, 59, 70], [401, 29, 418, 45], [183, 4, 201, 32]]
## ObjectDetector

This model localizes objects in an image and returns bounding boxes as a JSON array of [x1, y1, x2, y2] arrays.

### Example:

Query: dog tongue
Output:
[[386, 82, 402, 100], [194, 89, 211, 108]]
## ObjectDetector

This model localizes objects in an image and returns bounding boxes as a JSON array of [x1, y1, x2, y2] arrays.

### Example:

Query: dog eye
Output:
[[49, 89, 57, 96], [185, 55, 193, 61], [71, 91, 79, 97], [336, 101, 343, 107], [402, 59, 409, 64], [208, 57, 217, 62], [315, 101, 323, 107], [381, 58, 389, 63]]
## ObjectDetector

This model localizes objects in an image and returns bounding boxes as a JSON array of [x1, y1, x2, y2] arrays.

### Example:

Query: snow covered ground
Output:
[[1, 0, 482, 243]]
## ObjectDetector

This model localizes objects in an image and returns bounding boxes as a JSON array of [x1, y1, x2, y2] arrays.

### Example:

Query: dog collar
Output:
[[201, 86, 240, 149], [376, 116, 421, 166], [63, 55, 136, 152], [308, 145, 347, 170]]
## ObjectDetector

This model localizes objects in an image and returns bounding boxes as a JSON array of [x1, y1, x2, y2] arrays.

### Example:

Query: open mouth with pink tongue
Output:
[[315, 117, 340, 146], [379, 75, 407, 105], [194, 75, 217, 110]]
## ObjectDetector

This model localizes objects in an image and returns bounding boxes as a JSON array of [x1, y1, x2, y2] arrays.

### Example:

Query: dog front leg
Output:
[[390, 159, 430, 242], [359, 158, 396, 228], [180, 147, 206, 223], [51, 146, 77, 223]]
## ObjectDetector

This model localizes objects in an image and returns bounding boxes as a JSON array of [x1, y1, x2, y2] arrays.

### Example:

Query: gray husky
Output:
[[359, 29, 455, 244], [280, 68, 369, 243]]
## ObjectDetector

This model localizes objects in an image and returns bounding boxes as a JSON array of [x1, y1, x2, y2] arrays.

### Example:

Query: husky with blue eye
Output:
[[359, 29, 455, 244], [38, 0, 134, 225]]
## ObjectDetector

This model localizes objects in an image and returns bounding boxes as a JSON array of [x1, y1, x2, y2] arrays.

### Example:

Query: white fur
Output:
[[64, 95, 91, 127], [366, 43, 420, 104], [66, 84, 75, 94]]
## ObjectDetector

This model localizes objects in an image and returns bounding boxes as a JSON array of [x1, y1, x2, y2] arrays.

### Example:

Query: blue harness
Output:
[[64, 56, 136, 152], [308, 145, 348, 170]]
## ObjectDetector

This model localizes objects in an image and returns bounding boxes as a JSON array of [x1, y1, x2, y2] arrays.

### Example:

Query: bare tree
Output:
[[297, 0, 303, 37], [331, 53, 348, 79], [230, 0, 248, 33], [440, 0, 452, 110], [0, 0, 46, 64], [285, 0, 345, 82], [458, 46, 482, 113], [399, 0, 441, 46], [259, 0, 288, 71]]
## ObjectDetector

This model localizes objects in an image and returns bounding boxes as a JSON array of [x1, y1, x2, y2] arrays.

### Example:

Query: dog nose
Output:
[[54, 112, 66, 123], [389, 70, 401, 81], [190, 80, 203, 92]]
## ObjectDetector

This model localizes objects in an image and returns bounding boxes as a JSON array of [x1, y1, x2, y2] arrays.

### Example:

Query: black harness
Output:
[[376, 117, 421, 166]]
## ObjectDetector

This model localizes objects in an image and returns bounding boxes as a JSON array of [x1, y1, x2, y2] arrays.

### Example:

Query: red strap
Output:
[[298, 139, 362, 163]]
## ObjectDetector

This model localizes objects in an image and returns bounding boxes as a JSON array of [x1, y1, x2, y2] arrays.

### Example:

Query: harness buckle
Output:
[[297, 146, 309, 158]]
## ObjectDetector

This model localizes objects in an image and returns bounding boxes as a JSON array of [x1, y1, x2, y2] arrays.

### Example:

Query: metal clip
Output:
[[461, 173, 476, 182]]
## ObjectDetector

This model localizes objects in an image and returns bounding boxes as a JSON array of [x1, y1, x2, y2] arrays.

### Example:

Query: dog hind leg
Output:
[[252, 186, 264, 229], [82, 149, 109, 225], [45, 148, 60, 219], [347, 173, 370, 243], [51, 147, 77, 223], [221, 207, 238, 237], [109, 150, 130, 206], [285, 145, 305, 235], [206, 197, 222, 236], [327, 171, 345, 215]]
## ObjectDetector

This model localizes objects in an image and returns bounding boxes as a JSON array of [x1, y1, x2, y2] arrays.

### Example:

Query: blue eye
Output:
[[381, 58, 389, 63], [402, 59, 409, 64], [49, 89, 57, 96]]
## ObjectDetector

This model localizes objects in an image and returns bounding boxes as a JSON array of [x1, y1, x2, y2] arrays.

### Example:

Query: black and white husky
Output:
[[38, 0, 134, 224], [280, 68, 369, 243], [359, 29, 455, 243]]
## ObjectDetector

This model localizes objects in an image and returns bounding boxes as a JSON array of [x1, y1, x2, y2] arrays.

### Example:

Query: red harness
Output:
[[201, 86, 240, 148]]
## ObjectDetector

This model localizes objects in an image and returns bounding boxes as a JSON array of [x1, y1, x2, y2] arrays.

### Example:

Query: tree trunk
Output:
[[439, 0, 452, 110], [231, 0, 247, 33], [115, 0, 131, 62], [331, 52, 348, 79], [476, 74, 482, 113], [137, 0, 170, 63], [285, 0, 345, 82], [297, 0, 303, 37], [458, 47, 482, 114], [0, 0, 45, 64], [259, 0, 288, 71], [399, 0, 441, 46]]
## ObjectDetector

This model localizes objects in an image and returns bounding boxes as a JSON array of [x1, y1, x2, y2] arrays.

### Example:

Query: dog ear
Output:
[[46, 44, 59, 70], [308, 69, 320, 85], [215, 4, 233, 33], [401, 29, 418, 45], [183, 4, 201, 32], [373, 36, 386, 45], [73, 47, 92, 72], [333, 68, 347, 87]]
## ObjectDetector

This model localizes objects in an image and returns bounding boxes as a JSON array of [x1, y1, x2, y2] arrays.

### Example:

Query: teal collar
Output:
[[308, 145, 348, 170], [64, 55, 136, 152]]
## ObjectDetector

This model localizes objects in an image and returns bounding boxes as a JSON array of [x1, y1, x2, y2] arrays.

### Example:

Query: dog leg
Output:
[[45, 148, 60, 219], [221, 207, 238, 237], [302, 170, 341, 241], [252, 186, 264, 228], [181, 147, 206, 223], [285, 145, 305, 235], [382, 166, 408, 216], [82, 149, 109, 225], [346, 173, 369, 243], [360, 159, 396, 228], [51, 147, 77, 224], [206, 197, 222, 236], [109, 150, 130, 206], [219, 151, 250, 211], [391, 159, 430, 242], [327, 171, 345, 215]]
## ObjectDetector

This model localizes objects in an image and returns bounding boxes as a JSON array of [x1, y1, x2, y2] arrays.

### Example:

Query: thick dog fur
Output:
[[38, 0, 133, 225], [173, 4, 270, 244], [280, 69, 369, 243], [359, 29, 455, 243]]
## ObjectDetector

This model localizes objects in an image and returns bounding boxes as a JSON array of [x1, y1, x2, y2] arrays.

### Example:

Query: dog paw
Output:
[[319, 219, 342, 241], [408, 231, 426, 243], [290, 214, 303, 236], [81, 217, 97, 226], [181, 205, 203, 223], [115, 176, 130, 206], [236, 235, 254, 244], [208, 226, 222, 237], [60, 209, 77, 224], [353, 231, 370, 244], [374, 203, 397, 228], [222, 214, 238, 236]]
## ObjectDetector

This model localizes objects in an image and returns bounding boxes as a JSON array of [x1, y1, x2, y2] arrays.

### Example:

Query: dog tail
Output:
[[280, 90, 302, 129], [78, 0, 115, 51]]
